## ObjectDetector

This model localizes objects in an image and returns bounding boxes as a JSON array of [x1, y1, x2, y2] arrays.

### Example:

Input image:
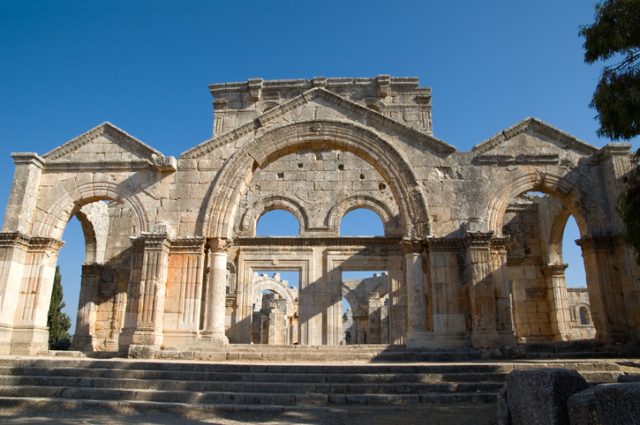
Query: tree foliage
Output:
[[47, 266, 71, 347], [618, 151, 640, 264], [581, 0, 640, 263], [580, 0, 640, 140]]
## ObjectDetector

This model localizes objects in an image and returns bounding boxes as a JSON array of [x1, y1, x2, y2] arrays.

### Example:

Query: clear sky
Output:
[[1, 1, 637, 333]]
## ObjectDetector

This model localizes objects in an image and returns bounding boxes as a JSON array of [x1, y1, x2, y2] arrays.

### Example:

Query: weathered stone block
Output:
[[505, 368, 589, 425]]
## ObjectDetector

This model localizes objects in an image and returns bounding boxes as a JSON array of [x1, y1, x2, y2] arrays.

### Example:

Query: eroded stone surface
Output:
[[0, 76, 638, 355]]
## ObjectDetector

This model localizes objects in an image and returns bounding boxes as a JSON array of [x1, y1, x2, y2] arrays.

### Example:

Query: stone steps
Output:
[[0, 357, 626, 415]]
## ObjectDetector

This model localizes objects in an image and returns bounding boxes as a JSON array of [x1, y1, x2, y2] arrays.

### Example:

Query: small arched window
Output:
[[579, 306, 590, 325], [340, 208, 384, 236], [256, 209, 300, 236]]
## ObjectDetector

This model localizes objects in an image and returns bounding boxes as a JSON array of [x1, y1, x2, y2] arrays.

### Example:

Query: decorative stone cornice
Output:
[[598, 142, 633, 159], [0, 232, 31, 249], [463, 231, 494, 248], [490, 236, 509, 251], [427, 237, 464, 251], [10, 152, 44, 169], [576, 235, 616, 252], [399, 239, 425, 254], [543, 263, 568, 278], [170, 237, 206, 253], [207, 237, 233, 252], [236, 236, 402, 248], [135, 233, 171, 250], [28, 237, 64, 253]]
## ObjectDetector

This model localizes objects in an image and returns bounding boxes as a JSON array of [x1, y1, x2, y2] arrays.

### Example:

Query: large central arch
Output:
[[202, 120, 430, 239]]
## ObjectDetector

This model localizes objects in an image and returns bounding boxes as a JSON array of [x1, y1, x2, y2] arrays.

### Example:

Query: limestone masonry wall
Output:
[[0, 76, 637, 355]]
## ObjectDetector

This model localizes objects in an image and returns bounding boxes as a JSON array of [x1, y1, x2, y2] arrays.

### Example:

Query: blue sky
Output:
[[1, 1, 637, 332]]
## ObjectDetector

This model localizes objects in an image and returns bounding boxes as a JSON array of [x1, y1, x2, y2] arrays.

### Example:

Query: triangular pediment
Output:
[[181, 88, 455, 159], [43, 122, 162, 162], [472, 118, 598, 158]]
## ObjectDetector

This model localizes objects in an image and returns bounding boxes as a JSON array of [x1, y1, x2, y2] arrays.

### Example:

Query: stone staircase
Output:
[[0, 357, 626, 417]]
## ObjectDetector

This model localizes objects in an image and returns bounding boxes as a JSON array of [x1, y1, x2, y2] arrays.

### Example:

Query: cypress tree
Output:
[[47, 266, 71, 348]]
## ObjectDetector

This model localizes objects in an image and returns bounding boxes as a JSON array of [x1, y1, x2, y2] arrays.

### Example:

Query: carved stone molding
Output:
[[543, 263, 568, 278], [576, 235, 616, 252], [28, 237, 64, 253], [463, 231, 494, 248], [427, 237, 464, 252], [207, 237, 233, 253], [399, 238, 425, 254], [0, 232, 31, 249], [170, 237, 205, 254]]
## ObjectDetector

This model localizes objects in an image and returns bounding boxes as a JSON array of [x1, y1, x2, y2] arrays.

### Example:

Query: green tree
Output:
[[47, 266, 71, 347], [581, 0, 640, 262], [580, 0, 640, 140]]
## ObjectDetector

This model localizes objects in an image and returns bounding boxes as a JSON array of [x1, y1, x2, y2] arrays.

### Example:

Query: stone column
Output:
[[576, 235, 626, 343], [464, 231, 500, 349], [542, 263, 571, 341], [400, 239, 429, 348], [71, 264, 102, 351], [0, 232, 30, 354], [2, 153, 44, 234], [201, 238, 230, 346], [491, 237, 516, 346], [125, 232, 171, 357], [12, 237, 64, 355]]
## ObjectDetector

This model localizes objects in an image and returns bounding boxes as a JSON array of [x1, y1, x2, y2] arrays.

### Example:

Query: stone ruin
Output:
[[0, 76, 638, 356]]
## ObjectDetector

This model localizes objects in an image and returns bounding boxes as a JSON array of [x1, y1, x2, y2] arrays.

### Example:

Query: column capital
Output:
[[135, 232, 171, 250], [28, 236, 64, 253], [463, 231, 494, 248], [543, 263, 568, 277], [10, 152, 44, 169], [399, 238, 425, 254], [0, 231, 31, 249], [576, 235, 617, 252], [207, 237, 233, 252]]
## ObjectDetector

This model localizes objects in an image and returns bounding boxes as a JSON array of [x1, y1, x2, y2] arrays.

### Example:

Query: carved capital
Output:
[[576, 235, 616, 252], [490, 236, 510, 252], [151, 154, 177, 172], [213, 98, 228, 110], [11, 152, 44, 169], [29, 237, 64, 253], [543, 263, 568, 278], [399, 238, 425, 254], [0, 231, 31, 249], [136, 233, 171, 250], [208, 237, 232, 253], [463, 231, 494, 248]]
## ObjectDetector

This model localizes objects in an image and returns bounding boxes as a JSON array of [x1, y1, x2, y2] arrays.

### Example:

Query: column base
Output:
[[127, 344, 157, 359], [0, 324, 13, 355], [197, 331, 229, 347], [9, 326, 49, 355], [471, 329, 500, 349], [71, 335, 96, 352], [498, 330, 517, 347]]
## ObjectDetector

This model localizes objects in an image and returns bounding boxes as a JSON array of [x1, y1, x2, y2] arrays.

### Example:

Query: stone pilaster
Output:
[[200, 238, 230, 346], [2, 153, 44, 234], [71, 264, 103, 351], [12, 236, 64, 355], [124, 232, 171, 357], [491, 236, 516, 346], [0, 232, 30, 354], [400, 239, 429, 348], [542, 263, 571, 342], [576, 235, 627, 343], [464, 231, 500, 349]]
